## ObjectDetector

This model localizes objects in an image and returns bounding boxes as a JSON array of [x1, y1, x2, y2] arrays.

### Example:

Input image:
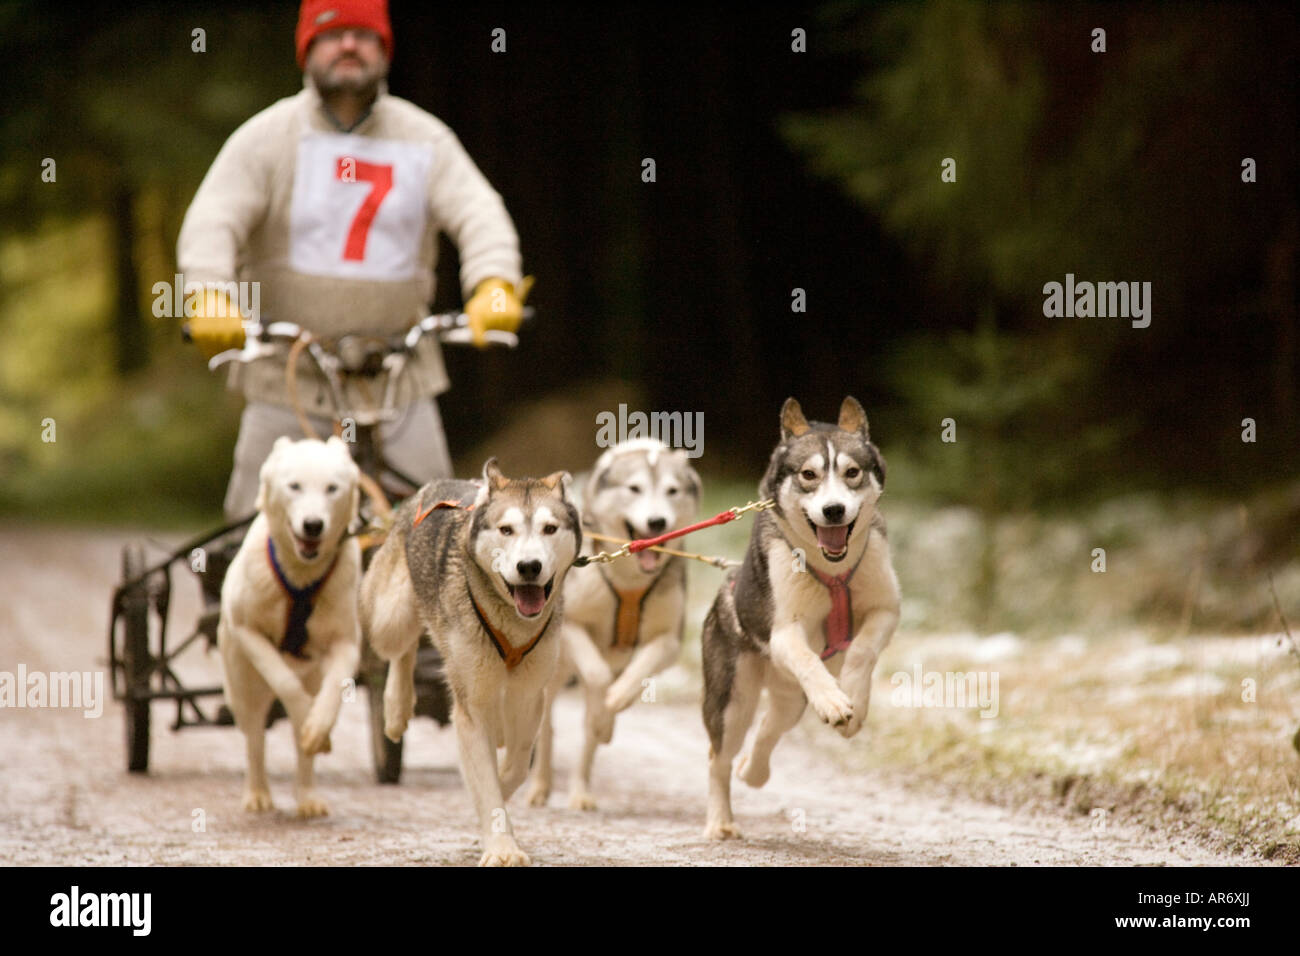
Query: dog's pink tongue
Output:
[[817, 524, 849, 552], [513, 585, 546, 617], [637, 549, 659, 572]]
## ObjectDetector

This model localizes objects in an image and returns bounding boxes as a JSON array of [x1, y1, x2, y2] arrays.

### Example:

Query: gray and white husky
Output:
[[525, 438, 701, 809], [360, 458, 582, 866], [700, 397, 900, 840]]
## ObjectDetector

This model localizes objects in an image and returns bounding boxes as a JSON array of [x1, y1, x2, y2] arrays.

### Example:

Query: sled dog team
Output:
[[217, 396, 900, 865]]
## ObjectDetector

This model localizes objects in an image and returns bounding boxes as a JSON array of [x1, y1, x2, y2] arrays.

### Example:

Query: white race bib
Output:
[[288, 133, 433, 280]]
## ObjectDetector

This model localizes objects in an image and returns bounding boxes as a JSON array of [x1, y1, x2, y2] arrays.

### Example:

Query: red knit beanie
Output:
[[296, 0, 393, 69]]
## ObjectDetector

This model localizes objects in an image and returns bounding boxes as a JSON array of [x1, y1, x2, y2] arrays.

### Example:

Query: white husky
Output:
[[217, 436, 361, 818], [525, 438, 701, 810]]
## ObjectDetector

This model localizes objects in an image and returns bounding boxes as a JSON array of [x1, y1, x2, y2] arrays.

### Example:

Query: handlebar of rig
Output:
[[182, 307, 534, 350]]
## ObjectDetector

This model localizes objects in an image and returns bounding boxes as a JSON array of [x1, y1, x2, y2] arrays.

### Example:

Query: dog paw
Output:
[[836, 710, 866, 739], [479, 836, 531, 867], [295, 793, 330, 819], [567, 790, 598, 811], [299, 717, 333, 756], [524, 784, 550, 808], [604, 682, 636, 715], [810, 685, 854, 728], [241, 787, 274, 812], [384, 691, 414, 743], [586, 704, 615, 745], [703, 818, 742, 841], [383, 716, 408, 744], [735, 751, 770, 788]]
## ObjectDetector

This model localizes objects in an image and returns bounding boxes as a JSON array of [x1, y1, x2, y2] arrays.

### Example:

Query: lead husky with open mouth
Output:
[[700, 397, 900, 840], [360, 458, 582, 866]]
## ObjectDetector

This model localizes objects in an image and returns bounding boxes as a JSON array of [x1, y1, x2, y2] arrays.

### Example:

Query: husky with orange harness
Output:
[[700, 397, 900, 840], [359, 458, 581, 866], [524, 438, 701, 810]]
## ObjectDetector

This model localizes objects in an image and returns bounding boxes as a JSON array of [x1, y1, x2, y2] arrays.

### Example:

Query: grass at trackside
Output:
[[817, 631, 1300, 863]]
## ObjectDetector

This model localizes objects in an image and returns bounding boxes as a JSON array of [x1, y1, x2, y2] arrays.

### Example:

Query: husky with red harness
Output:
[[700, 397, 901, 840], [360, 459, 582, 866], [524, 438, 702, 811]]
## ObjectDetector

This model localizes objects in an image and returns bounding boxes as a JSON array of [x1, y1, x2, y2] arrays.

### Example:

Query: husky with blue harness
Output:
[[700, 397, 900, 840], [217, 435, 362, 819]]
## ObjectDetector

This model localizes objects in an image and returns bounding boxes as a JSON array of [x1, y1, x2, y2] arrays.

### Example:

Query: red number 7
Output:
[[336, 157, 393, 261]]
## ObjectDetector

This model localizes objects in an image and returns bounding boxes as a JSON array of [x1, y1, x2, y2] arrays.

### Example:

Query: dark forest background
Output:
[[0, 1, 1295, 527]]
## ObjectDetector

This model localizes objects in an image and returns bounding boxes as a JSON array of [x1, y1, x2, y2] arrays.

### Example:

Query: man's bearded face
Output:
[[305, 28, 389, 96]]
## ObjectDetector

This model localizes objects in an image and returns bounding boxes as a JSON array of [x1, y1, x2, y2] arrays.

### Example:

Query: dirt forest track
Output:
[[0, 525, 1253, 866]]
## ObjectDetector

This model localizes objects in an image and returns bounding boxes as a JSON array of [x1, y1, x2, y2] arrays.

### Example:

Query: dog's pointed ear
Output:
[[482, 457, 510, 491], [780, 398, 810, 440], [838, 396, 869, 438], [255, 473, 269, 514], [571, 507, 583, 559], [326, 434, 360, 473], [669, 449, 703, 503], [539, 470, 572, 499], [254, 439, 292, 513], [685, 463, 702, 503]]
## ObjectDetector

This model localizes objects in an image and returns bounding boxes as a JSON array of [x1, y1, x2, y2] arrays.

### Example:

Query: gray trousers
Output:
[[223, 398, 454, 520]]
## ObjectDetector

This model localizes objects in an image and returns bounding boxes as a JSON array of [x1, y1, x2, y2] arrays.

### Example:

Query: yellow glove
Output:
[[186, 288, 246, 361], [465, 275, 533, 347]]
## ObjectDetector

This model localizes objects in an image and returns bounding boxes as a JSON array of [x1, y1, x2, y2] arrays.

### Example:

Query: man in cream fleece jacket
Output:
[[179, 0, 529, 519]]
